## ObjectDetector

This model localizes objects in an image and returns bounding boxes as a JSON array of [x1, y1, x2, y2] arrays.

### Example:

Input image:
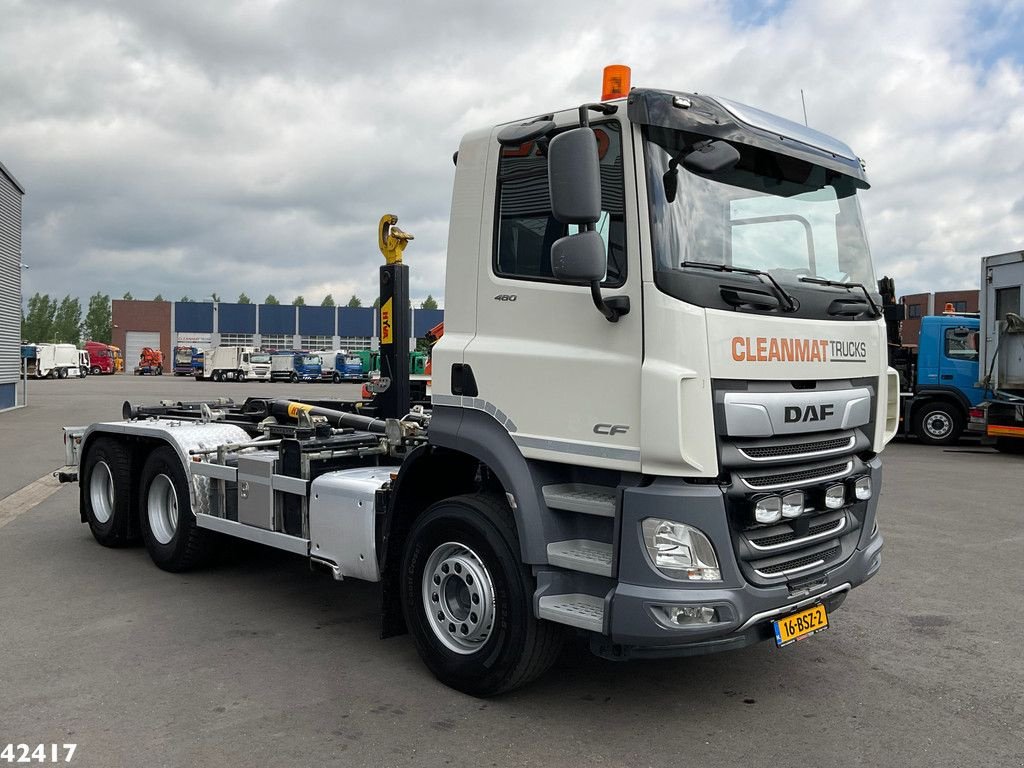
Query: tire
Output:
[[237, 370, 246, 382], [81, 438, 135, 546], [332, 372, 340, 383], [401, 493, 565, 696], [212, 370, 222, 383], [156, 366, 163, 375], [913, 401, 963, 445], [91, 366, 101, 375], [994, 438, 1024, 454], [290, 372, 298, 383], [57, 367, 68, 379], [139, 446, 212, 572]]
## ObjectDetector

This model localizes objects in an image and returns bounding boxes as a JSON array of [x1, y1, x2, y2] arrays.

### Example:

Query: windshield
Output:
[[174, 351, 192, 364], [250, 353, 271, 364], [644, 126, 876, 309], [301, 355, 321, 365]]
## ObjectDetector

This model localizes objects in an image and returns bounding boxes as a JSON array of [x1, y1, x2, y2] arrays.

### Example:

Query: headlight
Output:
[[825, 484, 845, 509], [753, 496, 782, 524], [853, 475, 871, 500], [641, 518, 721, 581], [781, 491, 805, 518]]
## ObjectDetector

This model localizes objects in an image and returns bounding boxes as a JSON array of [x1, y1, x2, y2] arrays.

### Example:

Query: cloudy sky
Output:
[[2, 0, 1022, 307]]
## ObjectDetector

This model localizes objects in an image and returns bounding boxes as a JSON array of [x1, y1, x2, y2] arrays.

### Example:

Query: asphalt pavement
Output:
[[0, 375, 1021, 767]]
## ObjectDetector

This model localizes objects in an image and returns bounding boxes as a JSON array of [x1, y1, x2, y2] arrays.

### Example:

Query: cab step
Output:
[[537, 593, 606, 632], [541, 483, 616, 517], [546, 539, 613, 577]]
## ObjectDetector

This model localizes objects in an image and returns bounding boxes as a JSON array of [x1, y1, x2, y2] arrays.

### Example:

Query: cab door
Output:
[[462, 116, 643, 471], [939, 324, 985, 405]]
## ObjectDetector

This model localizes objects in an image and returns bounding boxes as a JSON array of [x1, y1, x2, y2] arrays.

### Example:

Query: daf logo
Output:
[[784, 404, 835, 423], [594, 423, 630, 435]]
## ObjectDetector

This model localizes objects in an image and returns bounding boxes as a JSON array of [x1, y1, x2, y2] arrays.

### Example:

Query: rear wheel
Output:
[[401, 493, 565, 696], [913, 401, 963, 445], [82, 438, 135, 546], [140, 446, 213, 572], [212, 370, 223, 382], [156, 365, 163, 375], [57, 367, 68, 379], [332, 372, 340, 383], [290, 372, 298, 383]]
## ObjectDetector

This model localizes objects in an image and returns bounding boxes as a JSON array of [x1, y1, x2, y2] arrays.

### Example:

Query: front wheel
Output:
[[401, 493, 565, 696], [289, 372, 298, 383], [91, 366, 101, 375], [140, 446, 213, 572], [913, 402, 963, 445]]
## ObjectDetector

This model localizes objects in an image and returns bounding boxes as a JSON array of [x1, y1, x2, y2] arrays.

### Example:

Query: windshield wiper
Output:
[[681, 261, 797, 312], [798, 276, 881, 317]]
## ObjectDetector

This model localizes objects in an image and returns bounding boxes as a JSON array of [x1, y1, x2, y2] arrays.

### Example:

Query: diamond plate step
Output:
[[542, 483, 616, 517], [537, 593, 606, 632], [547, 539, 613, 577]]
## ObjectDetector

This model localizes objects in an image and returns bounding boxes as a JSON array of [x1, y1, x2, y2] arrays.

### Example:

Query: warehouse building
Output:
[[0, 160, 25, 410], [112, 300, 444, 369]]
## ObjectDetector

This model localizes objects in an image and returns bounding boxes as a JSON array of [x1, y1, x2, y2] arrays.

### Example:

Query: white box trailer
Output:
[[201, 346, 271, 382], [979, 250, 1024, 390], [27, 343, 80, 379]]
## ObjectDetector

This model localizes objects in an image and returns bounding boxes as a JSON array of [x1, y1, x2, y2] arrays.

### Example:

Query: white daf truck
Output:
[[200, 346, 272, 382], [60, 74, 898, 696]]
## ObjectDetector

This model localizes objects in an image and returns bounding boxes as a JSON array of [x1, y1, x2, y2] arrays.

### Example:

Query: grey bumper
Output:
[[595, 468, 883, 659]]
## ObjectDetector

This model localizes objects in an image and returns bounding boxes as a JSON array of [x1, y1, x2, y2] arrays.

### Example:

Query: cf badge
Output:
[[594, 423, 630, 436]]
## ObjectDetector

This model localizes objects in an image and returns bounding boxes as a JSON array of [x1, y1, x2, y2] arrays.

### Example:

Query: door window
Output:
[[494, 122, 626, 286], [944, 327, 978, 361]]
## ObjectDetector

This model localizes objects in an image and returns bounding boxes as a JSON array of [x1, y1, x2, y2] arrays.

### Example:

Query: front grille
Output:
[[740, 435, 854, 460], [748, 515, 846, 549], [755, 545, 841, 576], [742, 461, 852, 490]]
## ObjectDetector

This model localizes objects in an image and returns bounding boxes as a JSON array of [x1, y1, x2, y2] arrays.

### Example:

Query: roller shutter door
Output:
[[126, 331, 161, 372]]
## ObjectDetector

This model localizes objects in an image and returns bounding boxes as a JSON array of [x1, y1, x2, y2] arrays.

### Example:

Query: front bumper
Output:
[[595, 467, 883, 659]]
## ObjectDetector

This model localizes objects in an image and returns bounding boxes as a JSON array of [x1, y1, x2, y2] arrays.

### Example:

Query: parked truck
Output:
[[878, 278, 983, 445], [77, 349, 89, 377], [58, 69, 896, 695], [84, 341, 119, 375], [173, 345, 198, 376], [201, 346, 272, 382], [321, 351, 364, 382], [270, 351, 322, 382], [23, 343, 81, 379], [977, 250, 1024, 453], [134, 347, 164, 375]]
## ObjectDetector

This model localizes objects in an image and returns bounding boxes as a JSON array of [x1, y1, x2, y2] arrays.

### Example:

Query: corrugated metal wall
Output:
[[0, 165, 24, 389]]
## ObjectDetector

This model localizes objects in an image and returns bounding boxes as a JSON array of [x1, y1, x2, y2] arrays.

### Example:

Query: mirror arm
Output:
[[590, 281, 630, 323], [577, 102, 618, 128]]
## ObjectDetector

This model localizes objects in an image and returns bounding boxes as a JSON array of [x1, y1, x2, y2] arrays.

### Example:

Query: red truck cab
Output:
[[84, 341, 117, 375]]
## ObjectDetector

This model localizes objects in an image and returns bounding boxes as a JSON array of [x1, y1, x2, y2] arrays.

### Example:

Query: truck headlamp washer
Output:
[[422, 542, 496, 655]]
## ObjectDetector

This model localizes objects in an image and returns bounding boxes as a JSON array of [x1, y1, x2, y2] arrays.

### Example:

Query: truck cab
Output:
[[173, 346, 198, 376], [84, 341, 117, 375], [270, 351, 321, 382]]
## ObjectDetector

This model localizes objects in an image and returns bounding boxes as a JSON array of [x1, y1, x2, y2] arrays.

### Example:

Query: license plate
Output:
[[773, 603, 828, 647]]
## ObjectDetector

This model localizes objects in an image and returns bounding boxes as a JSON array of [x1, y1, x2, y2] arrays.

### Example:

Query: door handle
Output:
[[940, 374, 953, 380]]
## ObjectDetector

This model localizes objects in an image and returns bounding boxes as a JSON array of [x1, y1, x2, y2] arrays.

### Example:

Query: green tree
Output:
[[122, 291, 134, 301], [321, 294, 335, 307], [211, 292, 221, 302], [238, 293, 252, 304], [292, 295, 305, 306], [373, 297, 380, 309], [22, 293, 57, 342], [153, 294, 164, 302], [83, 292, 112, 343], [420, 294, 438, 310], [264, 294, 280, 305], [52, 295, 82, 345], [179, 296, 193, 303], [346, 295, 362, 308]]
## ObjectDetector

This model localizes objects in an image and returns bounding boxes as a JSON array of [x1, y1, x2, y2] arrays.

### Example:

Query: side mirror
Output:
[[551, 230, 606, 284], [548, 127, 601, 224]]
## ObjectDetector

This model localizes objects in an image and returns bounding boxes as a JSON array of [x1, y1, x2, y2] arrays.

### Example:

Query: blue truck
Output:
[[886, 307, 983, 444], [321, 351, 364, 382], [270, 351, 322, 382]]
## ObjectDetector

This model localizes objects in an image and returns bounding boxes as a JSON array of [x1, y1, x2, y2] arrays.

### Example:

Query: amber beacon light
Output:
[[601, 64, 631, 101]]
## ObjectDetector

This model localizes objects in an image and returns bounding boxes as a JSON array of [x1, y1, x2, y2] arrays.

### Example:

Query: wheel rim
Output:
[[422, 542, 496, 655], [89, 460, 115, 524], [924, 411, 952, 438], [147, 473, 179, 545]]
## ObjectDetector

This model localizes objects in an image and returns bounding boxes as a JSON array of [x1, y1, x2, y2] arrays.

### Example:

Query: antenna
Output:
[[800, 89, 808, 127]]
